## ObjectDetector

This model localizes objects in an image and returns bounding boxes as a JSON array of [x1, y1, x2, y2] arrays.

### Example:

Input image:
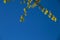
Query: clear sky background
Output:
[[0, 0, 60, 40]]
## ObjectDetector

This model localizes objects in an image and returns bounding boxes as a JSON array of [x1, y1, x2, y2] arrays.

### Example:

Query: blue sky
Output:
[[0, 0, 60, 40]]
